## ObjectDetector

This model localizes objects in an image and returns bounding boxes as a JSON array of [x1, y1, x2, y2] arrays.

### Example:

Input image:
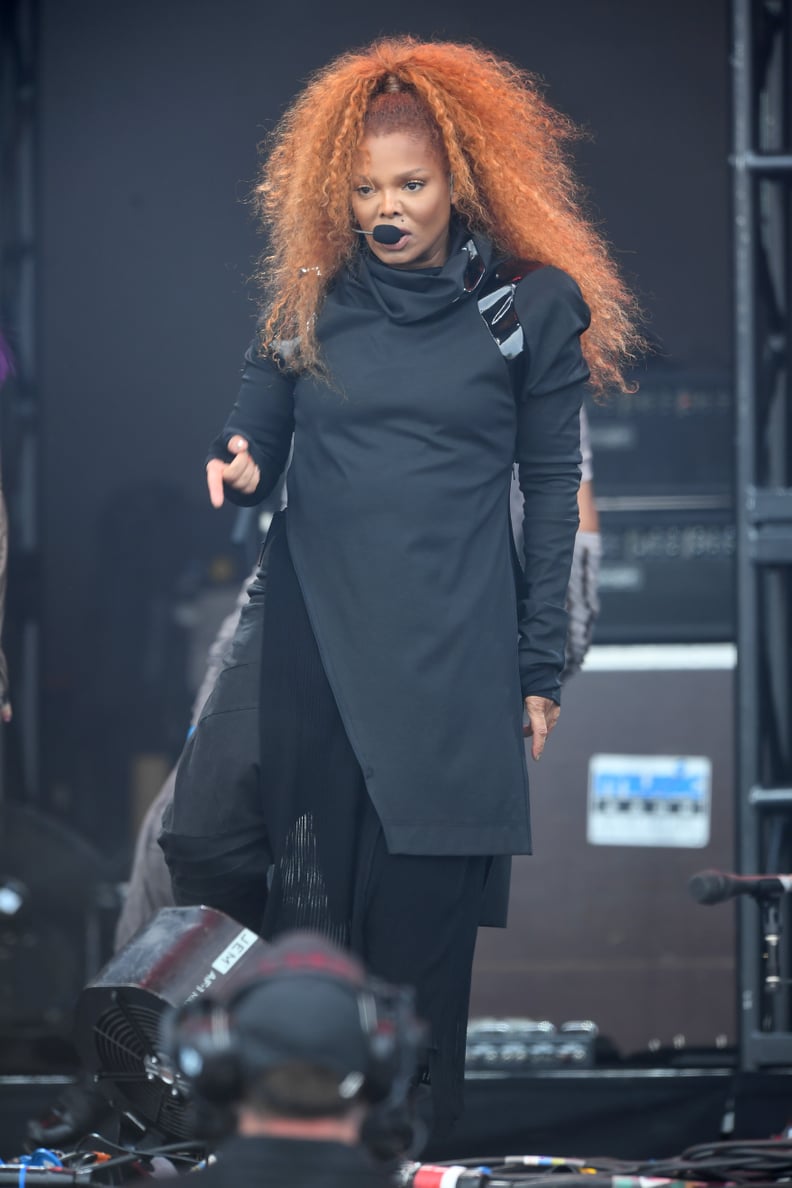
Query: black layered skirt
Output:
[[163, 513, 490, 1131]]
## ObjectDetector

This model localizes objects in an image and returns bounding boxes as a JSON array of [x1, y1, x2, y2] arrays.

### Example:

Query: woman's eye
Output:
[[355, 185, 374, 196], [404, 180, 425, 192]]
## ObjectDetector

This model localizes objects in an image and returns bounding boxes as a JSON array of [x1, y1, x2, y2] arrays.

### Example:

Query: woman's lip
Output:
[[377, 232, 411, 250]]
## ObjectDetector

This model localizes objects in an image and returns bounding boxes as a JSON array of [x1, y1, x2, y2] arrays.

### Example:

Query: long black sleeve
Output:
[[208, 342, 296, 506], [513, 266, 590, 703]]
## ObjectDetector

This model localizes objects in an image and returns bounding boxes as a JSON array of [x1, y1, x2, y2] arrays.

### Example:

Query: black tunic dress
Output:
[[164, 228, 589, 1132], [212, 230, 590, 856]]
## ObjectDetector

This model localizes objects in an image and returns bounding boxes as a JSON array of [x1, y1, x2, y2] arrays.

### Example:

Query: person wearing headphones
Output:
[[162, 930, 424, 1184]]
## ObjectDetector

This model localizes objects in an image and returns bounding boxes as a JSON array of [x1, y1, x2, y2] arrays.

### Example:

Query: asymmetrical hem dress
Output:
[[163, 224, 590, 1129]]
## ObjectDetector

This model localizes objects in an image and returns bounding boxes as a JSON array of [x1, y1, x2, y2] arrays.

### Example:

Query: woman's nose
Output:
[[379, 189, 402, 217]]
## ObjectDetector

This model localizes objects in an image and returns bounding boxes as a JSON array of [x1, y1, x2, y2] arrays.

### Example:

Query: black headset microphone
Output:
[[355, 224, 404, 245], [688, 868, 792, 905]]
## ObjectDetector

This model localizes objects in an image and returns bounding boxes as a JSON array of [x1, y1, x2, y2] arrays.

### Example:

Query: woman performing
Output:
[[160, 37, 641, 1133]]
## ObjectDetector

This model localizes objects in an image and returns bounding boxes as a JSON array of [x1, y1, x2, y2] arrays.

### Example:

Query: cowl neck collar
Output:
[[339, 222, 496, 325]]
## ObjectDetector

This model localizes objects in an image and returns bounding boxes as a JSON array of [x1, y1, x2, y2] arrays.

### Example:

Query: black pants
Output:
[[161, 516, 487, 1132]]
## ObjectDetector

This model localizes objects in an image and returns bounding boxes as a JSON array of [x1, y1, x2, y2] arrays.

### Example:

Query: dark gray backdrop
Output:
[[35, 0, 730, 850]]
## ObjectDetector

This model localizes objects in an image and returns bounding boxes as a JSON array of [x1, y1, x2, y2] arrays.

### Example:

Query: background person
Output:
[[162, 930, 421, 1182]]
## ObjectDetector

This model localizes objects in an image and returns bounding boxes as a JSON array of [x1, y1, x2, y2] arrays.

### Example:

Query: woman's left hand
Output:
[[523, 695, 560, 760]]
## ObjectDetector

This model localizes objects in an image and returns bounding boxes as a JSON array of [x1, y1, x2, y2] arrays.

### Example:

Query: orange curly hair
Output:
[[255, 37, 643, 394]]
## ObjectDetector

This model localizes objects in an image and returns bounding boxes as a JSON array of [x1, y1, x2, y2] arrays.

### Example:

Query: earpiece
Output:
[[159, 995, 246, 1105]]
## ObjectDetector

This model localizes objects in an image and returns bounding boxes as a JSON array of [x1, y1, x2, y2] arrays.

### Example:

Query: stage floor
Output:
[[2, 1068, 789, 1164]]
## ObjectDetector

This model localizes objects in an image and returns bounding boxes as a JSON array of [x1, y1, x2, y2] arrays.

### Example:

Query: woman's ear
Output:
[[449, 174, 455, 204]]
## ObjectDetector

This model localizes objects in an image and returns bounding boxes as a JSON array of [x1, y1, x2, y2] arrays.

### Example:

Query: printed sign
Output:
[[587, 754, 711, 847], [211, 928, 259, 974]]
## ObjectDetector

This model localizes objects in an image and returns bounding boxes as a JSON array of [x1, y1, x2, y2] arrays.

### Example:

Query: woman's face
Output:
[[351, 130, 453, 270]]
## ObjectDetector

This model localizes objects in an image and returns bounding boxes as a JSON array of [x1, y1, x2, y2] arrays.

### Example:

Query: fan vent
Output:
[[76, 907, 268, 1140], [94, 1003, 160, 1074], [93, 1001, 194, 1137]]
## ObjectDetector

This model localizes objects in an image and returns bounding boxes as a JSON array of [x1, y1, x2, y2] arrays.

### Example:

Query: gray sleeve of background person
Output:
[[562, 403, 601, 681], [562, 529, 601, 681], [579, 402, 593, 484], [114, 769, 178, 950]]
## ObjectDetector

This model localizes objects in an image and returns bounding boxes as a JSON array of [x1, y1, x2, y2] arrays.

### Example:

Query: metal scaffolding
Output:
[[732, 0, 792, 1066]]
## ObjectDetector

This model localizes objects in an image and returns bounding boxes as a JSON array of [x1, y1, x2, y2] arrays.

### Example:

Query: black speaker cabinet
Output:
[[470, 651, 736, 1060]]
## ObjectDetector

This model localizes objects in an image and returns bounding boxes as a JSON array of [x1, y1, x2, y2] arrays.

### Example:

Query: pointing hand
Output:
[[206, 436, 261, 508]]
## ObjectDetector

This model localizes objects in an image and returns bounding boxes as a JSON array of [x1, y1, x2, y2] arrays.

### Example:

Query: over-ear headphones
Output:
[[159, 932, 426, 1118]]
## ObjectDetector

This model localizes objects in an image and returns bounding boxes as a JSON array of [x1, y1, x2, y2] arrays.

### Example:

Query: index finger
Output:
[[527, 709, 548, 761], [206, 459, 226, 508]]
